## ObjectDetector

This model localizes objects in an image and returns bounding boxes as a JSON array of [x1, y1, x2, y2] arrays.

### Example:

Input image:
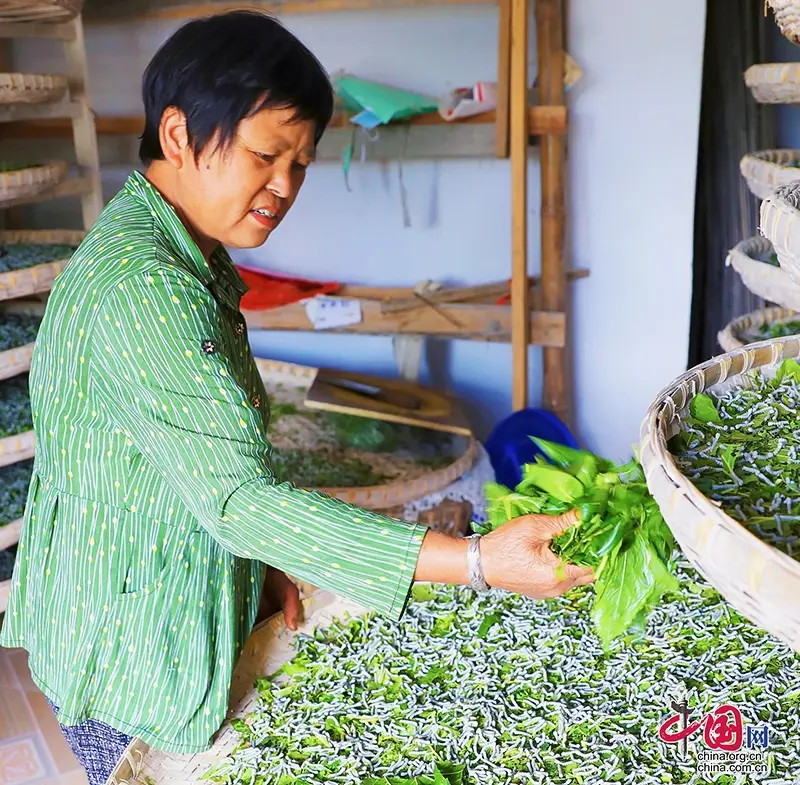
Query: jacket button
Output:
[[201, 340, 217, 355]]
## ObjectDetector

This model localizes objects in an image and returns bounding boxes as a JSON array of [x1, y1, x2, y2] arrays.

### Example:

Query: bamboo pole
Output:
[[535, 0, 568, 421], [510, 0, 530, 411], [494, 0, 511, 158]]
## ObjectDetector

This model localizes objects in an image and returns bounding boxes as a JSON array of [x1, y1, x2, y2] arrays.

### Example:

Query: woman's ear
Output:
[[158, 106, 189, 168]]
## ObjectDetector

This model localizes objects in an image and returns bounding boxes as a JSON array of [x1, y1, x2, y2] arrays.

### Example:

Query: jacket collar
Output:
[[124, 170, 248, 311]]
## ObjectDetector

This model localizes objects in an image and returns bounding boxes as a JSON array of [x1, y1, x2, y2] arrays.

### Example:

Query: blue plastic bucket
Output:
[[485, 408, 578, 489]]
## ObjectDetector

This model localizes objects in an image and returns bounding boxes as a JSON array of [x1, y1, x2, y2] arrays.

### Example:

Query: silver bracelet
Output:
[[466, 534, 490, 593]]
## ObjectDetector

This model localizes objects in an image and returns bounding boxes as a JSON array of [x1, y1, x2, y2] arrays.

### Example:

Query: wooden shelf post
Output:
[[510, 0, 530, 411], [535, 0, 568, 421]]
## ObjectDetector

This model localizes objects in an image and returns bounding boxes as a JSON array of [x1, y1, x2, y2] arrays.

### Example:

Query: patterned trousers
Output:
[[46, 698, 133, 785]]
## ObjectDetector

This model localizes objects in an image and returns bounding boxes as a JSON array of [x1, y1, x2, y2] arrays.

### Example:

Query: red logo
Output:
[[659, 704, 744, 751]]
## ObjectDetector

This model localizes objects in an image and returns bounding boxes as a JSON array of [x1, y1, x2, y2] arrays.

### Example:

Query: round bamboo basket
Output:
[[254, 358, 480, 511], [0, 230, 84, 302], [740, 149, 800, 200], [0, 518, 22, 551], [717, 305, 799, 352], [640, 337, 800, 654], [0, 430, 34, 469], [0, 73, 68, 105], [768, 0, 800, 46], [725, 234, 800, 308], [0, 161, 67, 205], [744, 63, 800, 104], [0, 0, 82, 22], [107, 590, 360, 785]]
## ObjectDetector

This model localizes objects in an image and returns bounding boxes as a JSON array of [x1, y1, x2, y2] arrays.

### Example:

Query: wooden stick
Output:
[[0, 106, 568, 140], [536, 0, 569, 422], [510, 0, 530, 411], [380, 269, 590, 314], [494, 0, 511, 158]]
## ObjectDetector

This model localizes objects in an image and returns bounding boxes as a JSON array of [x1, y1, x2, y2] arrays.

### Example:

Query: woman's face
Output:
[[168, 106, 317, 253]]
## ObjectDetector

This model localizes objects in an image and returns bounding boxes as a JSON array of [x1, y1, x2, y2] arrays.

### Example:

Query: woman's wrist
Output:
[[413, 529, 470, 586]]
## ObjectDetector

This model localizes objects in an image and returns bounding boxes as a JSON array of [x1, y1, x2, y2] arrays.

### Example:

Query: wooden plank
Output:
[[510, 0, 529, 411], [0, 21, 76, 39], [83, 0, 496, 24], [380, 269, 590, 314], [494, 0, 511, 158], [243, 300, 566, 346], [0, 106, 567, 139], [0, 100, 82, 124], [536, 0, 569, 422], [62, 15, 103, 228]]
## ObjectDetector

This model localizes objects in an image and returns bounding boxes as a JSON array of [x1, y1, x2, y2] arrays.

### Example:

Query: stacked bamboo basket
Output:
[[0, 0, 100, 614], [640, 5, 800, 656]]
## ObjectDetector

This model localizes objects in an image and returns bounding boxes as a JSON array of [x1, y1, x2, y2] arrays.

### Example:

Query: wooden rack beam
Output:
[[0, 106, 567, 139], [82, 0, 496, 24], [243, 300, 567, 346]]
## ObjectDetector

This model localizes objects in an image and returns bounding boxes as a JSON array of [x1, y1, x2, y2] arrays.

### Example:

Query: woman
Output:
[[0, 11, 593, 784]]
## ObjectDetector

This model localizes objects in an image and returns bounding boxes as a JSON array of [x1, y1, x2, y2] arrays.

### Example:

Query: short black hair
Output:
[[139, 10, 334, 166]]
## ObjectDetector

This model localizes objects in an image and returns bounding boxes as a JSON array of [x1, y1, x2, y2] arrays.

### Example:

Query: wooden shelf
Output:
[[0, 100, 81, 124], [0, 173, 94, 209], [82, 0, 495, 24], [0, 105, 567, 140], [0, 20, 76, 39], [244, 299, 566, 346]]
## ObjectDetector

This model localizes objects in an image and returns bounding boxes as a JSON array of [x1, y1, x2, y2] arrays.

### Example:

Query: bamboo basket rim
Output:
[[0, 517, 22, 551], [0, 161, 67, 203], [0, 0, 82, 22], [744, 63, 800, 105], [0, 342, 35, 382], [740, 150, 800, 200], [767, 0, 800, 45], [0, 578, 10, 615], [0, 230, 84, 303], [0, 73, 68, 105], [640, 337, 800, 653], [717, 305, 799, 352], [760, 180, 800, 286], [253, 357, 479, 510], [107, 589, 355, 785], [0, 429, 35, 469]]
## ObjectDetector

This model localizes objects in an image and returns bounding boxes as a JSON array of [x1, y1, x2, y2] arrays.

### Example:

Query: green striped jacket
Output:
[[0, 171, 426, 754]]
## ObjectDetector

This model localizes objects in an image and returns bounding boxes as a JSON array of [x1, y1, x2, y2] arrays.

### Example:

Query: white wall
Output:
[[12, 0, 706, 461]]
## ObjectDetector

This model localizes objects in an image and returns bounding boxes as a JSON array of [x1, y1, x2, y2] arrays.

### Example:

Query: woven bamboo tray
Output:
[[108, 590, 359, 785], [0, 162, 67, 205], [0, 230, 83, 302], [254, 358, 479, 511], [0, 300, 44, 382], [740, 149, 800, 199], [744, 63, 800, 103], [0, 73, 68, 105], [0, 430, 34, 469], [717, 305, 799, 351], [640, 337, 800, 654], [725, 234, 800, 308], [0, 0, 81, 21], [768, 0, 800, 45]]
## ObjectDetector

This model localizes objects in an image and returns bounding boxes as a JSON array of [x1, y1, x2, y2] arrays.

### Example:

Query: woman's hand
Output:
[[256, 567, 302, 630], [479, 509, 595, 598], [414, 509, 593, 600]]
